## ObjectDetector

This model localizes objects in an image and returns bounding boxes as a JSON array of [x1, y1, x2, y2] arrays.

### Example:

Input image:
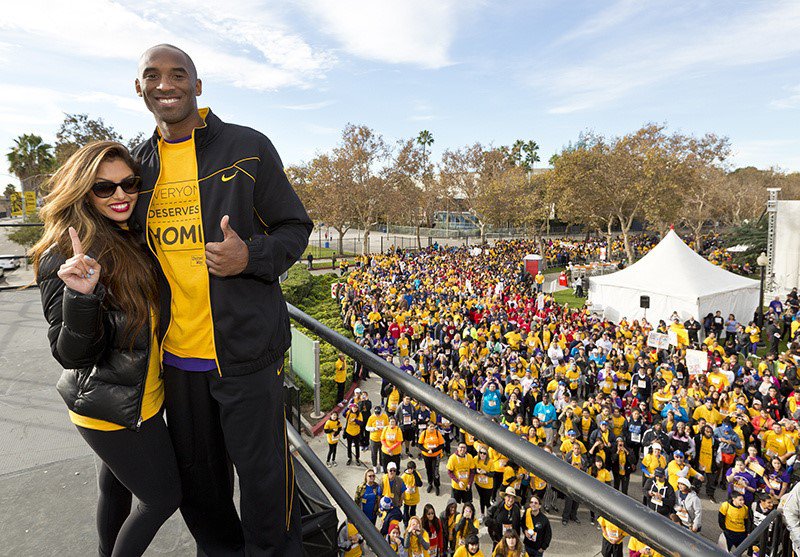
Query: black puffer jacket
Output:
[[38, 249, 151, 430]]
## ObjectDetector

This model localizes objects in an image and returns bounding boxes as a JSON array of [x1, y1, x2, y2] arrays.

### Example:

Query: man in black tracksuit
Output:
[[133, 44, 312, 556]]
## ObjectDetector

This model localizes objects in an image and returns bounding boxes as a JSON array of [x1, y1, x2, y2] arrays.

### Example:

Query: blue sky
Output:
[[1, 0, 799, 185]]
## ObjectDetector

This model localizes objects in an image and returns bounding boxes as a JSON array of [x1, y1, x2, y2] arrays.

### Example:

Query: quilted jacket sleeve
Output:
[[37, 251, 106, 369]]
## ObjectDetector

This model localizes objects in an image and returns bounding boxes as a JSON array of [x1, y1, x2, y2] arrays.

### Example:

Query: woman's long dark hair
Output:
[[31, 141, 157, 345]]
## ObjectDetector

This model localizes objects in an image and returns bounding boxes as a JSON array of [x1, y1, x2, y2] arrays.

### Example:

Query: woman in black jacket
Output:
[[31, 141, 180, 557]]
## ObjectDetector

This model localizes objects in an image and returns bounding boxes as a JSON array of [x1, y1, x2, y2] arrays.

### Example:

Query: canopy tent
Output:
[[588, 230, 760, 324]]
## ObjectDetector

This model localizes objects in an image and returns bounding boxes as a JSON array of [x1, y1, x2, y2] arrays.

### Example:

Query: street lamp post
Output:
[[757, 252, 768, 328]]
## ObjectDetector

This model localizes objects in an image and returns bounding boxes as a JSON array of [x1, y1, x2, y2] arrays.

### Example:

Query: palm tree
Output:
[[7, 134, 55, 189], [416, 130, 434, 161], [415, 130, 435, 247]]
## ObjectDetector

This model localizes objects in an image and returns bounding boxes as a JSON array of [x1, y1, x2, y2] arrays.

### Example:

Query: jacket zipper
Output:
[[190, 130, 223, 377], [133, 311, 153, 431], [145, 141, 173, 374]]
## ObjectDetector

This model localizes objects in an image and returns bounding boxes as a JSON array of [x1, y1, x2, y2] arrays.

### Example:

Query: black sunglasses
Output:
[[91, 176, 141, 198]]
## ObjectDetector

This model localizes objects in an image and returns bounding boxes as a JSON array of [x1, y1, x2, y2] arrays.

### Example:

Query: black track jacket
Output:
[[132, 109, 312, 376]]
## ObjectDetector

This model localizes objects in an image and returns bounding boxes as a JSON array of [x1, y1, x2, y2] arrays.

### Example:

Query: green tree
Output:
[[504, 139, 540, 171], [7, 134, 55, 189], [4, 184, 16, 200], [55, 114, 122, 165]]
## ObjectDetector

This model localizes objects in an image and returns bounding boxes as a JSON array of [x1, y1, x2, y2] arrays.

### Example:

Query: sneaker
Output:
[[326, 461, 331, 467], [435, 486, 440, 496], [332, 461, 338, 467], [346, 459, 353, 466], [562, 519, 568, 526], [427, 484, 434, 494], [573, 517, 581, 525], [355, 460, 364, 467]]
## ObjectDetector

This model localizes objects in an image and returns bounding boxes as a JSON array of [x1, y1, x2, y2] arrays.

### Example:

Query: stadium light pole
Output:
[[757, 251, 768, 328]]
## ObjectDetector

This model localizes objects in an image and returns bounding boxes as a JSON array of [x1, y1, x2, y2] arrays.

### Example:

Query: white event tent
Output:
[[588, 230, 760, 324]]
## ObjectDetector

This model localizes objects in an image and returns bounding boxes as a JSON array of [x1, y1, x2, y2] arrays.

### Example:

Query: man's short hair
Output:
[[140, 44, 198, 80]]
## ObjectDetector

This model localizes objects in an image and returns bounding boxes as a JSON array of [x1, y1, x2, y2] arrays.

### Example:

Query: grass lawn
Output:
[[552, 289, 587, 309], [544, 266, 565, 275], [302, 245, 356, 258]]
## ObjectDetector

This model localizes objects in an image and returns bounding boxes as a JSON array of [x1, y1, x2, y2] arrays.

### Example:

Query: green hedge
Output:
[[281, 265, 315, 306], [281, 265, 353, 412]]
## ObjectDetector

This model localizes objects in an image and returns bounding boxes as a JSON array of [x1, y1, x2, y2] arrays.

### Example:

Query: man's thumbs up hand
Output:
[[205, 215, 248, 277]]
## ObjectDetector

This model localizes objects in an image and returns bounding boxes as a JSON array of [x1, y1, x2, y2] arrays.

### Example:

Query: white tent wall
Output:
[[588, 230, 760, 324], [697, 286, 760, 326], [773, 201, 800, 296], [590, 283, 699, 324]]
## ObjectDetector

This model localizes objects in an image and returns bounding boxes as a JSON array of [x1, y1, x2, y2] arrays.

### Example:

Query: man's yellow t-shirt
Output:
[[446, 453, 474, 490], [147, 126, 215, 360], [720, 502, 748, 532], [762, 431, 795, 458]]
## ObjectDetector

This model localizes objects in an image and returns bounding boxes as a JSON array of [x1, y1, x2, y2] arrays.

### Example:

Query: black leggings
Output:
[[476, 485, 493, 515], [346, 433, 361, 461], [327, 443, 338, 463], [77, 413, 181, 557]]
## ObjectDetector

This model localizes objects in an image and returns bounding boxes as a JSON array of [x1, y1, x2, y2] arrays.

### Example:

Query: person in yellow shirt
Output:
[[381, 416, 404, 470], [473, 446, 496, 518], [589, 457, 612, 525], [597, 516, 626, 556], [761, 422, 796, 462], [397, 333, 410, 358], [334, 353, 348, 403], [344, 403, 364, 466], [453, 502, 481, 548], [627, 536, 664, 557], [719, 494, 749, 550], [745, 322, 760, 354], [366, 406, 389, 471], [324, 412, 342, 467], [453, 533, 484, 557], [337, 520, 364, 557], [401, 461, 424, 526], [447, 442, 476, 504], [705, 367, 730, 392], [559, 430, 586, 457], [666, 450, 703, 491], [418, 422, 445, 495], [641, 444, 667, 483], [692, 399, 723, 427]]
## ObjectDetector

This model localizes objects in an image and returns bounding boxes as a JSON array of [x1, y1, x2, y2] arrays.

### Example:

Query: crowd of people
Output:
[[328, 240, 800, 557]]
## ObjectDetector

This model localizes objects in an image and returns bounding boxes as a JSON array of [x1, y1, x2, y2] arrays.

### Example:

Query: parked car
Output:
[[0, 256, 21, 271]]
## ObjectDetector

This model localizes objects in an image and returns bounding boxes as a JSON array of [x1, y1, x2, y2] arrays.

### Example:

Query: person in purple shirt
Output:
[[726, 458, 758, 505]]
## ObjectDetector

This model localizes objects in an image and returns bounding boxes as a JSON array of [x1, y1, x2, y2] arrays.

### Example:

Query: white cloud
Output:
[[730, 139, 800, 171], [536, 2, 800, 114], [302, 0, 473, 69], [771, 85, 800, 109], [73, 92, 150, 114], [0, 0, 334, 91], [304, 123, 339, 135], [279, 101, 337, 111], [555, 0, 650, 44], [0, 85, 149, 137]]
